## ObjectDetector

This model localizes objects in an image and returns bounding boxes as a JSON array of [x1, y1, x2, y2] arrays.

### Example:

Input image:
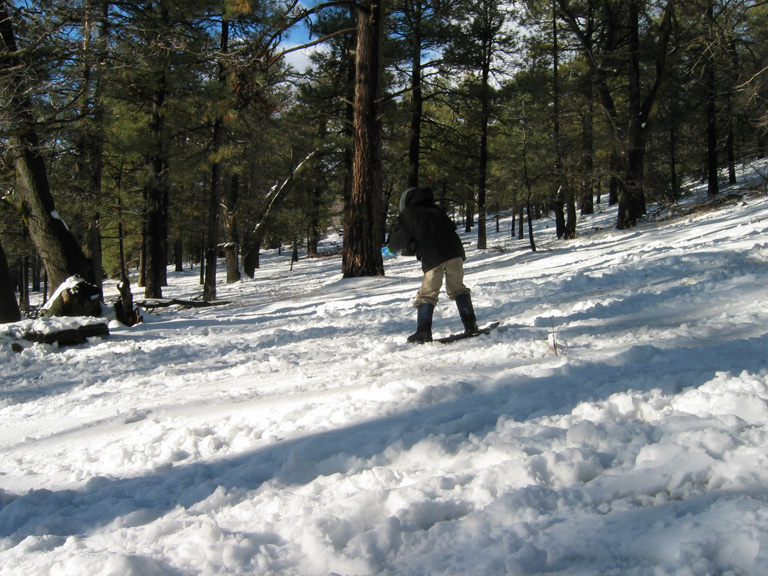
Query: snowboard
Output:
[[434, 321, 500, 344]]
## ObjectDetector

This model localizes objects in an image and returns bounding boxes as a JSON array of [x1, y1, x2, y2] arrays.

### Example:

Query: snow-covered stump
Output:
[[41, 275, 102, 318]]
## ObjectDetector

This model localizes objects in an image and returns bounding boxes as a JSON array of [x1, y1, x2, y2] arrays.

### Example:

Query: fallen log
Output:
[[134, 298, 230, 311], [22, 322, 110, 346]]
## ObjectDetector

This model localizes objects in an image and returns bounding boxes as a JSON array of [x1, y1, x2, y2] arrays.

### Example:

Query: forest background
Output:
[[1, 0, 767, 322]]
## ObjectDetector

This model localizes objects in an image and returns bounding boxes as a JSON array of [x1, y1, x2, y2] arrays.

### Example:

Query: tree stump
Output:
[[114, 276, 142, 326], [41, 275, 102, 318]]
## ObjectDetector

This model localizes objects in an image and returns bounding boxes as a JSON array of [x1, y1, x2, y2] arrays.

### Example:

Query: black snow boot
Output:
[[407, 303, 434, 343], [455, 293, 479, 335]]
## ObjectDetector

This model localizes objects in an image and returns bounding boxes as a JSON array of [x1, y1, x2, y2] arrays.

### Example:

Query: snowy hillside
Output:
[[2, 162, 768, 575]]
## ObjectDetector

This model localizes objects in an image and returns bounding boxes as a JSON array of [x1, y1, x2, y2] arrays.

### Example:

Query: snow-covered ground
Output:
[[2, 162, 768, 575]]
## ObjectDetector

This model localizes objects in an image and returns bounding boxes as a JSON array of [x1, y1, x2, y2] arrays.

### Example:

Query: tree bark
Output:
[[0, 238, 21, 323], [342, 0, 385, 278], [83, 217, 103, 301], [526, 202, 536, 252], [142, 4, 173, 298], [407, 4, 423, 189], [307, 184, 322, 257], [552, 0, 566, 240], [143, 82, 170, 298], [203, 17, 230, 300], [580, 75, 595, 215], [552, 1, 576, 239], [203, 114, 224, 300], [223, 173, 241, 283], [174, 232, 183, 272], [477, 55, 490, 249], [242, 236, 260, 278], [76, 0, 108, 300], [705, 0, 719, 197], [18, 255, 29, 312]]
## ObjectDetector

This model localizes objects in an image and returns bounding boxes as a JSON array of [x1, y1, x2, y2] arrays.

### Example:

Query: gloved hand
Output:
[[381, 246, 397, 259]]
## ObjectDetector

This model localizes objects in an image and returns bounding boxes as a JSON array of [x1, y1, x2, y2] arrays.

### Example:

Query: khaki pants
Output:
[[414, 257, 470, 307]]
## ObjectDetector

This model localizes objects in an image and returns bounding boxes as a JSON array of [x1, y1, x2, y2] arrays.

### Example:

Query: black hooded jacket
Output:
[[387, 187, 466, 272]]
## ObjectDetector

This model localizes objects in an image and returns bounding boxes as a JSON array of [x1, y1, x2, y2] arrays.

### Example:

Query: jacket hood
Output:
[[399, 187, 434, 212]]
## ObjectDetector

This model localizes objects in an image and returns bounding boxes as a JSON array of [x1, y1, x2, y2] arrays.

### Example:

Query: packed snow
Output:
[[2, 162, 768, 575]]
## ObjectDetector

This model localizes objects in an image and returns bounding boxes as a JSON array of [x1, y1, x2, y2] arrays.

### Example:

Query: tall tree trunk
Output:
[[142, 4, 174, 298], [203, 17, 230, 300], [618, 0, 647, 229], [703, 0, 724, 197], [307, 184, 322, 257], [580, 79, 595, 215], [11, 144, 91, 294], [0, 1, 90, 296], [725, 36, 739, 186], [21, 255, 30, 312], [32, 253, 41, 292], [520, 97, 536, 252], [242, 235, 260, 278], [116, 192, 139, 326], [705, 0, 719, 197], [341, 20, 356, 256], [76, 0, 108, 300], [0, 238, 21, 323], [342, 0, 385, 278], [464, 196, 475, 233], [203, 114, 224, 300], [83, 217, 103, 300], [224, 173, 241, 283], [669, 120, 679, 200], [553, 191, 566, 238], [608, 154, 619, 206], [174, 232, 183, 272], [477, 61, 490, 249], [526, 202, 537, 252], [578, 0, 595, 216], [725, 113, 736, 185], [407, 5, 423, 189], [552, 0, 566, 240], [551, 1, 576, 239], [143, 79, 169, 298]]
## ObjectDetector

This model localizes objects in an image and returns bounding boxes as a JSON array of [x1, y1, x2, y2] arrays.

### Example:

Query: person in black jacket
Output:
[[384, 187, 480, 343]]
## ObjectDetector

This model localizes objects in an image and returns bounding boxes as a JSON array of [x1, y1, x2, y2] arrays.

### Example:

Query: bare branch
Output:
[[273, 26, 356, 62], [254, 150, 317, 235]]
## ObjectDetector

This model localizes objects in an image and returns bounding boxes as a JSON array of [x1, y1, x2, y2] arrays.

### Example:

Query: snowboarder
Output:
[[383, 186, 480, 343]]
